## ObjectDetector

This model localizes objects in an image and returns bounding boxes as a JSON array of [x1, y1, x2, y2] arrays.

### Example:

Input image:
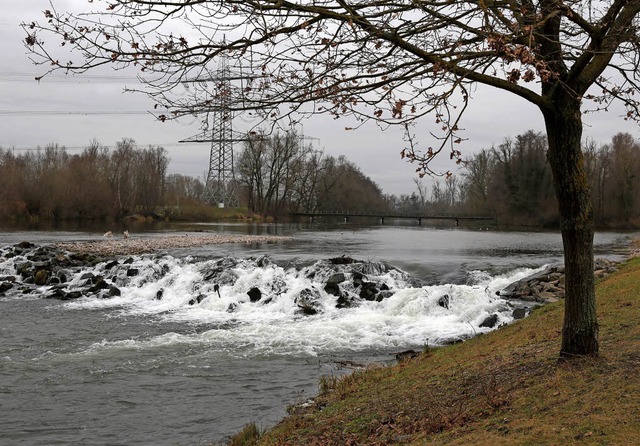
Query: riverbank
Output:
[[237, 255, 640, 445]]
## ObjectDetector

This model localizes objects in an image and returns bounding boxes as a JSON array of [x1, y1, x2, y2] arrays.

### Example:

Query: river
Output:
[[0, 223, 635, 445]]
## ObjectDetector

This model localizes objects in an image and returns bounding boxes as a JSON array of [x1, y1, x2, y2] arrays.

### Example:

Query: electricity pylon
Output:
[[180, 57, 318, 208], [179, 56, 246, 207]]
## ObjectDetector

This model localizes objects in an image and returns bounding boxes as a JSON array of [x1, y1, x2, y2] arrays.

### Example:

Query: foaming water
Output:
[[59, 255, 543, 358]]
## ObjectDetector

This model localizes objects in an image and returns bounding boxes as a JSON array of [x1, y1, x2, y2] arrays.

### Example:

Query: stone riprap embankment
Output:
[[55, 234, 291, 256], [497, 258, 619, 304]]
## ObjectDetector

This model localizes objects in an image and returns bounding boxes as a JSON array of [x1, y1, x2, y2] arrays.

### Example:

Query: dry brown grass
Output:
[[252, 257, 640, 446]]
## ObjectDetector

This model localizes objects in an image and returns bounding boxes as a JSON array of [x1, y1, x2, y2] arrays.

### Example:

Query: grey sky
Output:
[[2, 2, 638, 196]]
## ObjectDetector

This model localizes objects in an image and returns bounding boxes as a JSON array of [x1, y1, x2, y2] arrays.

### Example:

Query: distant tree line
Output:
[[2, 130, 639, 228], [396, 130, 640, 228], [0, 139, 169, 221], [0, 133, 387, 223]]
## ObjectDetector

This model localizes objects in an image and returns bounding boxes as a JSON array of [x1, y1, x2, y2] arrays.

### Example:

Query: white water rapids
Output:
[[52, 254, 544, 358]]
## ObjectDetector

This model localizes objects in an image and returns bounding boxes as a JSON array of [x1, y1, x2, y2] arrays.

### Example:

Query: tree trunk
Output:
[[543, 95, 599, 358]]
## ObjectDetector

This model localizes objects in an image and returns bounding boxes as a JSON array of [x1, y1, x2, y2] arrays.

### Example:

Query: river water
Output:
[[0, 223, 634, 445]]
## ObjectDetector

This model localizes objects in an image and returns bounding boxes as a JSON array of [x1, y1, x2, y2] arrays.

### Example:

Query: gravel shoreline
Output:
[[55, 234, 292, 256]]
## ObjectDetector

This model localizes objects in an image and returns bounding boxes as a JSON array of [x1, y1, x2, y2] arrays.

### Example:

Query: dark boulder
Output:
[[479, 314, 499, 328], [336, 294, 356, 309], [512, 308, 527, 320], [108, 286, 122, 297], [56, 271, 68, 283], [16, 263, 32, 279], [352, 271, 365, 288], [247, 287, 262, 302], [45, 288, 67, 299], [104, 260, 119, 270], [359, 282, 379, 301], [324, 273, 346, 296], [126, 268, 139, 277], [0, 282, 14, 293], [65, 291, 83, 300], [46, 286, 82, 301], [16, 241, 35, 250], [437, 294, 450, 309], [80, 272, 96, 282], [34, 269, 49, 286], [88, 278, 109, 293]]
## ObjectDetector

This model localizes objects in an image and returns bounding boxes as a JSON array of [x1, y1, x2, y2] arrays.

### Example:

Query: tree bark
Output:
[[543, 94, 599, 358]]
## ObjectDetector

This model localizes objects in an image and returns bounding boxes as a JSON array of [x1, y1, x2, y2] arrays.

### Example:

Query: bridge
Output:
[[290, 210, 496, 226]]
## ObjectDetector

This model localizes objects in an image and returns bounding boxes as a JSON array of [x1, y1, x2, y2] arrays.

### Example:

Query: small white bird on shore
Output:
[[123, 230, 130, 239], [103, 231, 113, 237]]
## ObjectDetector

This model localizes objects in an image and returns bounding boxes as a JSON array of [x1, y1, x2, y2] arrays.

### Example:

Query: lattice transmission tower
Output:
[[180, 57, 318, 208], [179, 56, 251, 207]]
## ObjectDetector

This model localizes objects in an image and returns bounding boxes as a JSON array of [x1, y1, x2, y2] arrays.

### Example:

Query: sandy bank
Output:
[[55, 234, 291, 256]]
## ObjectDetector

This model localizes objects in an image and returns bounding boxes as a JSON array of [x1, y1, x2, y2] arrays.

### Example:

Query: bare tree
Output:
[[290, 150, 325, 212], [24, 1, 640, 358], [413, 178, 430, 212], [237, 131, 309, 215], [463, 149, 493, 213], [583, 138, 610, 225]]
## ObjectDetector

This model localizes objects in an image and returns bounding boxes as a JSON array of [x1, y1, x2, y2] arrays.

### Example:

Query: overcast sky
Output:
[[2, 2, 638, 196]]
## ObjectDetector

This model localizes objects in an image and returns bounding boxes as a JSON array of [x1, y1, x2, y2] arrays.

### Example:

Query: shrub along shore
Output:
[[226, 244, 640, 446]]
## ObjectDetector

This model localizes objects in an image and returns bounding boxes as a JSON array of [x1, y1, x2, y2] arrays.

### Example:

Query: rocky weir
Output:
[[0, 241, 420, 313], [1, 239, 619, 343]]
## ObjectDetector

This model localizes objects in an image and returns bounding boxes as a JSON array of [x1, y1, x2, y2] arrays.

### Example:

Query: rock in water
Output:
[[247, 287, 262, 302], [479, 314, 499, 328]]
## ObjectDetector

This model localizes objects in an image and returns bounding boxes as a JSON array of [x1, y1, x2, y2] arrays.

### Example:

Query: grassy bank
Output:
[[235, 256, 640, 445]]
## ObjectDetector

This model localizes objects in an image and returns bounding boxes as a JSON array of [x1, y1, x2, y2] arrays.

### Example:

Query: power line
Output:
[[0, 110, 155, 116], [2, 142, 201, 152], [0, 70, 140, 84]]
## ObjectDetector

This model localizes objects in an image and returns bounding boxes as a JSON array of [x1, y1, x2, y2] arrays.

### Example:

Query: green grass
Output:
[[247, 257, 640, 445]]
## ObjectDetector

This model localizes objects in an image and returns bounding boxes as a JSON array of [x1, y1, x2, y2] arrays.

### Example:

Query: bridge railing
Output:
[[289, 210, 496, 221]]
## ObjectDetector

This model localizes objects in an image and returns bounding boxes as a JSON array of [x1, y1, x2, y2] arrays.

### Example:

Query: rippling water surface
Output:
[[0, 223, 634, 445]]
